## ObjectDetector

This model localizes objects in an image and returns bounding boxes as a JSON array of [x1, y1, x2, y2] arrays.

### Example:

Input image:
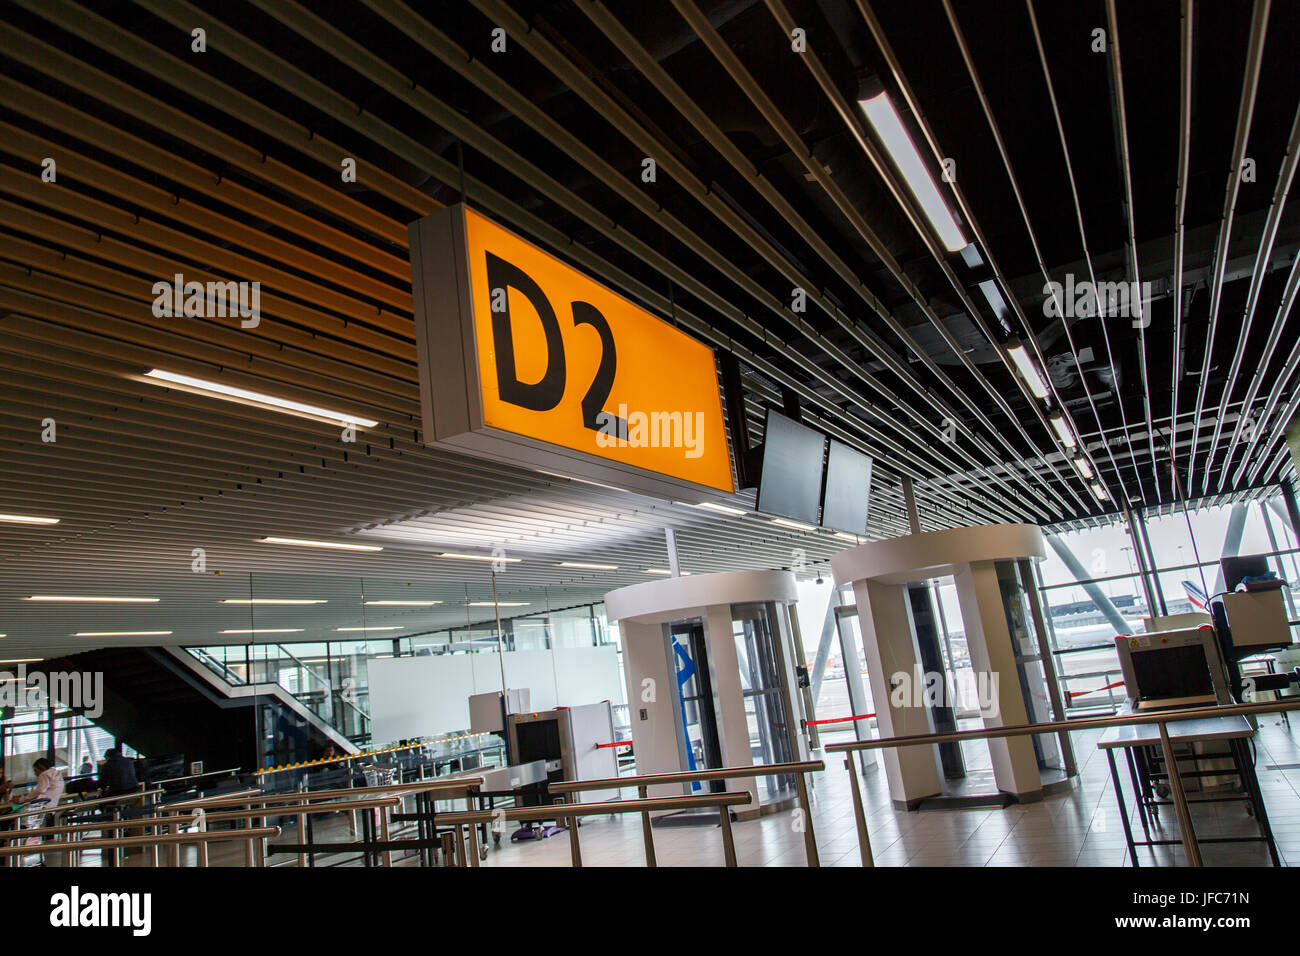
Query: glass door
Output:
[[665, 620, 723, 792], [732, 602, 797, 799]]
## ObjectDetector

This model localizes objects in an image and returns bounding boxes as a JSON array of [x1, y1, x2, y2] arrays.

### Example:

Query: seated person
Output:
[[17, 757, 65, 827], [98, 748, 139, 797]]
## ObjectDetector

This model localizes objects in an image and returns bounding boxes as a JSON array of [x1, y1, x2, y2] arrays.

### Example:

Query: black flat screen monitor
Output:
[[1130, 645, 1215, 702], [821, 439, 873, 535], [141, 753, 187, 783], [1221, 554, 1271, 592], [755, 410, 826, 525]]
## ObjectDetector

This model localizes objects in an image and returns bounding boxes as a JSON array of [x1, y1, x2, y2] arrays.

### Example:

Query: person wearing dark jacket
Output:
[[99, 749, 138, 797]]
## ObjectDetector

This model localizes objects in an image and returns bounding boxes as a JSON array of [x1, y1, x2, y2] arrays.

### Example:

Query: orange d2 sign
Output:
[[410, 205, 734, 496]]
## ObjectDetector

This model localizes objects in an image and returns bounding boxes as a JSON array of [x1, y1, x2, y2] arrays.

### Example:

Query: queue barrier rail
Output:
[[2, 794, 405, 868], [432, 790, 754, 868], [256, 780, 485, 867], [0, 787, 164, 827], [4, 778, 487, 869], [186, 776, 485, 867], [162, 775, 484, 811], [826, 697, 1300, 868], [546, 759, 825, 866], [0, 826, 281, 867]]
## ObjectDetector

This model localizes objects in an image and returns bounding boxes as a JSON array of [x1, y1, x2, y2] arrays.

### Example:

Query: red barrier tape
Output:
[[807, 712, 876, 726], [595, 740, 634, 749], [1067, 680, 1125, 699]]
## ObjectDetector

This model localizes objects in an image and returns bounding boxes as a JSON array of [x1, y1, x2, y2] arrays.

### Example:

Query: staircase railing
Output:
[[181, 645, 371, 746]]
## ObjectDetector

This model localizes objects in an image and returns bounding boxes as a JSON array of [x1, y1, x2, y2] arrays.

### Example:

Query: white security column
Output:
[[953, 561, 1041, 799], [703, 604, 759, 811], [604, 569, 802, 814], [618, 618, 688, 800], [852, 578, 943, 807]]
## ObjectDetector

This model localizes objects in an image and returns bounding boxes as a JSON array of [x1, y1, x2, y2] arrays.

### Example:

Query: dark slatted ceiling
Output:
[[0, 0, 1297, 657]]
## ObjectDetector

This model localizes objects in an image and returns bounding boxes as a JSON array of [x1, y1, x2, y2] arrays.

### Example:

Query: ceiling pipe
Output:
[[1185, 0, 1271, 492], [1206, 99, 1300, 490], [859, 0, 1119, 508], [1103, 0, 1159, 505], [666, 0, 1079, 519], [759, 0, 1090, 518], [486, 0, 1066, 522], [1015, 0, 1130, 502], [925, 0, 1133, 511], [1170, 0, 1195, 503], [1219, 253, 1300, 487]]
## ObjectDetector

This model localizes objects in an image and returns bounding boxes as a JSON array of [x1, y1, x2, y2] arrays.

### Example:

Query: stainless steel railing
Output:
[[547, 759, 825, 866], [434, 790, 754, 867], [825, 697, 1300, 867]]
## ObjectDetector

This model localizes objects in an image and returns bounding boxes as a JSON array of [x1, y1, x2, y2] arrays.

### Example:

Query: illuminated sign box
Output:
[[409, 204, 735, 497]]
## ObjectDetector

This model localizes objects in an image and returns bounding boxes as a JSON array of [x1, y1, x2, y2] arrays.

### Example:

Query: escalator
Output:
[[34, 646, 356, 771]]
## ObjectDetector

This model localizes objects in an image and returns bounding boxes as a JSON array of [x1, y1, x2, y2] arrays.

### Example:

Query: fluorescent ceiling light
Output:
[[0, 658, 42, 663], [260, 537, 383, 552], [0, 513, 60, 524], [681, 501, 747, 516], [643, 569, 691, 576], [335, 626, 402, 632], [73, 631, 173, 637], [26, 595, 158, 603], [771, 517, 816, 531], [557, 561, 618, 570], [978, 279, 1011, 325], [1090, 482, 1109, 501], [859, 92, 966, 252], [142, 369, 378, 428], [0, 634, 6, 638], [466, 601, 530, 607], [220, 628, 304, 634], [537, 471, 631, 494], [833, 532, 860, 542], [364, 600, 442, 606], [1049, 414, 1077, 449], [221, 599, 326, 605], [1006, 343, 1049, 400], [1072, 457, 1095, 480], [440, 552, 521, 563]]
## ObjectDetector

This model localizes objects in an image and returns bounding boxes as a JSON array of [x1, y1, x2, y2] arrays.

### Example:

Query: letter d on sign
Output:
[[484, 252, 566, 411]]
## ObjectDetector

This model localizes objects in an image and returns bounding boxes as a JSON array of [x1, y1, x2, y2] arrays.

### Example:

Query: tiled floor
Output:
[[467, 715, 1300, 868], [35, 714, 1300, 867]]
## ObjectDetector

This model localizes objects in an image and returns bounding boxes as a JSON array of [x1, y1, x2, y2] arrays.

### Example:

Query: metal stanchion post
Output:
[[568, 814, 582, 867], [844, 756, 874, 867], [454, 822, 468, 867], [718, 805, 737, 867], [296, 799, 307, 869], [638, 784, 657, 867], [380, 805, 392, 867], [467, 818, 481, 868], [794, 773, 819, 866], [1157, 721, 1204, 866]]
